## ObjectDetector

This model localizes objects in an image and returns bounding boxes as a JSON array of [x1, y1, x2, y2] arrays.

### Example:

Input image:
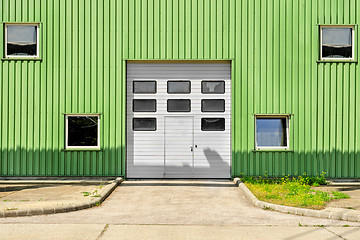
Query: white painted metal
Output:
[[165, 116, 194, 177], [126, 61, 231, 178]]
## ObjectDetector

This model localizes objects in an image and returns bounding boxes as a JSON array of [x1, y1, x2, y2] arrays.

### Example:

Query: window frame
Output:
[[201, 118, 226, 131], [4, 23, 40, 59], [65, 114, 101, 150], [132, 80, 157, 94], [167, 80, 191, 94], [319, 25, 355, 61], [201, 99, 225, 112], [167, 99, 191, 112], [132, 99, 157, 112], [201, 80, 225, 94], [255, 114, 290, 150], [132, 118, 157, 131]]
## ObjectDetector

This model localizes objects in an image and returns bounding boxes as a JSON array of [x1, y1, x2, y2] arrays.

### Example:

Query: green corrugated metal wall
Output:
[[0, 0, 359, 178]]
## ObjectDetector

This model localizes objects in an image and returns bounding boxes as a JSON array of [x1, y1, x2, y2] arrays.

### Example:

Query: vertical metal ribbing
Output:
[[0, 0, 359, 177]]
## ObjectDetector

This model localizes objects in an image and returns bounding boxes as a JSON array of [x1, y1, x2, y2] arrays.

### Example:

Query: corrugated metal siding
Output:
[[0, 0, 126, 176], [0, 0, 359, 178]]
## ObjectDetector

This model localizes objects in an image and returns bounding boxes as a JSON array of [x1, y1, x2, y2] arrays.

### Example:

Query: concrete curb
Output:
[[0, 177, 123, 218], [233, 178, 360, 223]]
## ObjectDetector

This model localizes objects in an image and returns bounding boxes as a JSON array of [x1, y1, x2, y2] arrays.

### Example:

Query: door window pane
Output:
[[201, 118, 225, 131], [167, 99, 191, 112], [256, 118, 288, 147], [133, 118, 157, 131], [201, 81, 225, 94], [167, 81, 191, 94], [201, 99, 225, 112], [133, 99, 156, 112], [6, 25, 38, 57], [67, 116, 99, 148], [133, 81, 157, 93], [322, 27, 353, 59]]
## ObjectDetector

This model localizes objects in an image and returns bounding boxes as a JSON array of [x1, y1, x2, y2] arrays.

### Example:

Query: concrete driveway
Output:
[[1, 180, 359, 226], [2, 180, 360, 239]]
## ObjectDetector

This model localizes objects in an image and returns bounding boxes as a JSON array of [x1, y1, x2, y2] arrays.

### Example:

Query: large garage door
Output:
[[126, 61, 231, 178]]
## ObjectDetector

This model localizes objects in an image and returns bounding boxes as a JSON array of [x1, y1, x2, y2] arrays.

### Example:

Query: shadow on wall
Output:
[[0, 147, 125, 176], [1, 148, 360, 177], [163, 148, 230, 176], [233, 150, 360, 178], [126, 141, 231, 177], [203, 148, 229, 168]]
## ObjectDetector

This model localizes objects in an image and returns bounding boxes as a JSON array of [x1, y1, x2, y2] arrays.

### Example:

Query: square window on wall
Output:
[[65, 115, 100, 149], [255, 115, 289, 149], [4, 23, 40, 59], [320, 25, 355, 61]]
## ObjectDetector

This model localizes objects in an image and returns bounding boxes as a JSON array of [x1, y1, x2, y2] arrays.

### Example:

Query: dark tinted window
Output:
[[133, 81, 157, 93], [7, 25, 37, 56], [322, 28, 352, 59], [133, 118, 156, 131], [201, 81, 225, 94], [201, 118, 225, 131], [201, 99, 225, 112], [133, 99, 156, 112], [256, 118, 287, 147], [67, 116, 99, 147], [167, 81, 191, 94], [167, 99, 191, 112]]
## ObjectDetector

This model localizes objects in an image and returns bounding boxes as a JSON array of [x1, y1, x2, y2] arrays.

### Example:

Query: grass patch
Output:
[[331, 191, 350, 199], [241, 173, 350, 210]]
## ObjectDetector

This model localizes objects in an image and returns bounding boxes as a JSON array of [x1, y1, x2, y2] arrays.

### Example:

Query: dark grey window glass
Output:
[[167, 81, 191, 94], [322, 28, 353, 59], [6, 25, 38, 56], [256, 118, 287, 147], [133, 99, 156, 112], [67, 116, 98, 147], [133, 118, 156, 131], [167, 99, 191, 112], [201, 99, 225, 112], [201, 118, 225, 131], [201, 81, 225, 94], [133, 81, 157, 93]]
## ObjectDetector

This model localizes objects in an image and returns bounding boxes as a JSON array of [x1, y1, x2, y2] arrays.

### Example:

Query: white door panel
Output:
[[165, 116, 194, 177]]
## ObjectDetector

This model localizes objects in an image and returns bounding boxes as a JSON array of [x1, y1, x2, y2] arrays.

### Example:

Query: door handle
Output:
[[190, 146, 193, 151]]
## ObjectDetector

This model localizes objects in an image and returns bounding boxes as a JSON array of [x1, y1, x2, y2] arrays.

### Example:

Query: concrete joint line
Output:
[[324, 227, 347, 239], [96, 224, 109, 240], [233, 178, 360, 223], [0, 177, 123, 218]]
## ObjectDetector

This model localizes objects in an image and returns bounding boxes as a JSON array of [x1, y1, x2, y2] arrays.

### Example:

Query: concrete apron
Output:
[[0, 178, 122, 217], [0, 179, 359, 227]]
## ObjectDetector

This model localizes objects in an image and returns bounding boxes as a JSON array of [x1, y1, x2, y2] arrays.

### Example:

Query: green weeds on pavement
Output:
[[241, 173, 350, 210], [331, 191, 350, 199], [82, 189, 101, 198], [5, 207, 18, 211]]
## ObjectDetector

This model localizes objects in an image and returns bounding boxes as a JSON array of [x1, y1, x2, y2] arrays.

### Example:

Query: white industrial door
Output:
[[164, 116, 194, 177], [127, 61, 231, 178]]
